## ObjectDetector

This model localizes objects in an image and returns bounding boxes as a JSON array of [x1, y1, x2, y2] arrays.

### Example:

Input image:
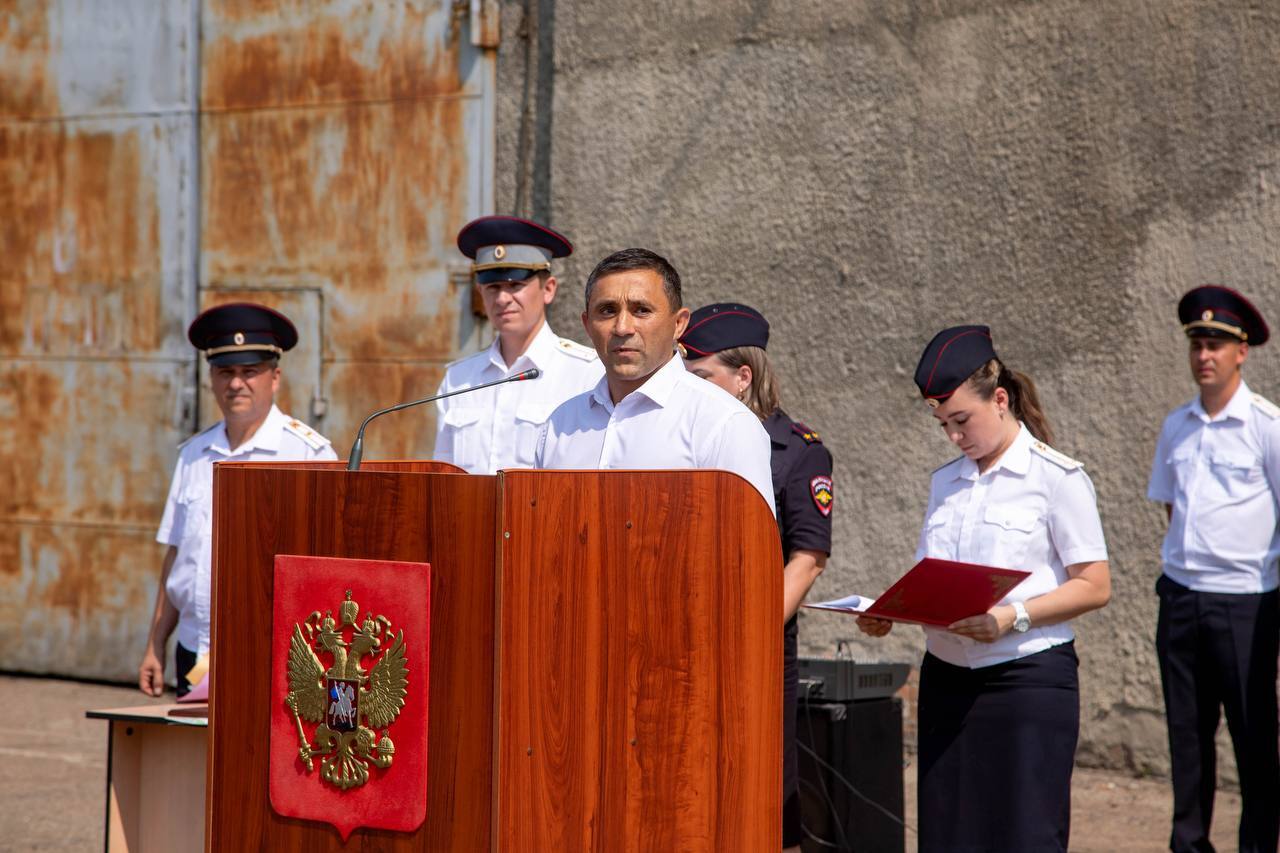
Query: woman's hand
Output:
[[856, 615, 893, 637], [947, 604, 1015, 643]]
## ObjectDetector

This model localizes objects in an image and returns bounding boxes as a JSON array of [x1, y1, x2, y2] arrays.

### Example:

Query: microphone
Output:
[[345, 367, 541, 471]]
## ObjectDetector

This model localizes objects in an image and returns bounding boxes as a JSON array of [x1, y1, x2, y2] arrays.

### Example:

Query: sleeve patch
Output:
[[810, 475, 834, 517], [792, 422, 822, 444]]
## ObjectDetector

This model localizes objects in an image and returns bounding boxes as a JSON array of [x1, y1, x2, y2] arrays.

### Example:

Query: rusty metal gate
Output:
[[0, 0, 497, 681]]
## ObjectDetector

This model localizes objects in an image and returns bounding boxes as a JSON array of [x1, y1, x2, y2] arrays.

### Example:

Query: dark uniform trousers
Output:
[[1155, 575, 1280, 853], [175, 642, 198, 699]]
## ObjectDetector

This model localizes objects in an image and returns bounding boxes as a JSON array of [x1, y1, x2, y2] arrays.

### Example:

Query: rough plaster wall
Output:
[[493, 0, 1280, 777]]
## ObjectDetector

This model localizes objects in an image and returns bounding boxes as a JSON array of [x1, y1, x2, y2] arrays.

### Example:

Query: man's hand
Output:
[[140, 545, 179, 697], [856, 615, 893, 637], [947, 605, 1015, 643], [138, 648, 166, 697]]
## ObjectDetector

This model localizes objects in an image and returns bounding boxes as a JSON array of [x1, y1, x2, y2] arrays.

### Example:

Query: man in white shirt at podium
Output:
[[433, 216, 602, 473], [535, 247, 773, 511]]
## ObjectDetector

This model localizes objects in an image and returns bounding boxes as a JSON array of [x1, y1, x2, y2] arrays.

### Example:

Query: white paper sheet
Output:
[[803, 593, 876, 614]]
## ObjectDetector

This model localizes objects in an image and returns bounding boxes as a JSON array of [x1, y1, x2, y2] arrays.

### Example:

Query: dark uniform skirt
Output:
[[918, 642, 1079, 853]]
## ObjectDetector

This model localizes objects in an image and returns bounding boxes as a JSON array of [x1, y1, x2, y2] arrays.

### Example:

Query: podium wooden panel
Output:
[[208, 460, 493, 852], [206, 461, 781, 851], [497, 470, 782, 851]]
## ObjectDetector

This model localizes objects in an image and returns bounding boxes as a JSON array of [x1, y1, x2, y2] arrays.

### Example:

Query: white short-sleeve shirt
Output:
[[534, 353, 775, 514], [915, 423, 1109, 668], [156, 405, 337, 653], [433, 322, 603, 474], [1146, 380, 1280, 594]]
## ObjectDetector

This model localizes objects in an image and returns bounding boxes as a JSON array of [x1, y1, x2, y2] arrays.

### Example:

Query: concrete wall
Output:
[[492, 0, 1280, 776]]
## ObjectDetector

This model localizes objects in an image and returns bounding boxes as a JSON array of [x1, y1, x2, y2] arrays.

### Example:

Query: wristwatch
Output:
[[1011, 601, 1031, 633]]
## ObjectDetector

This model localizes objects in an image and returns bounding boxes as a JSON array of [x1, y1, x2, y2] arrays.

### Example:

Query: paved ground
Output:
[[901, 765, 1241, 853], [4, 674, 169, 851], [0, 673, 1243, 851]]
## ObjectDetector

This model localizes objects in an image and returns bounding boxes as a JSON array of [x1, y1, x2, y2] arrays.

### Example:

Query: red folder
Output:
[[863, 558, 1030, 627]]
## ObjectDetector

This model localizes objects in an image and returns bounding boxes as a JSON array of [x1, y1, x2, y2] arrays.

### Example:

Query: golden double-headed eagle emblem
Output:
[[285, 590, 408, 790], [989, 575, 1019, 598]]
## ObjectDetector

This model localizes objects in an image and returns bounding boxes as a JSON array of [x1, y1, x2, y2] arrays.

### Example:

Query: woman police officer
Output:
[[679, 303, 833, 852], [857, 325, 1110, 852]]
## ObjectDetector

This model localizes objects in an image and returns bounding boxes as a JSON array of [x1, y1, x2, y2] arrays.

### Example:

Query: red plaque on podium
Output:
[[268, 554, 431, 840], [863, 558, 1030, 626]]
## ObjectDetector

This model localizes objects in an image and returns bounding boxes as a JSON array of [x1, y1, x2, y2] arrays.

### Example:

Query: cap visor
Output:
[[1184, 325, 1245, 341], [208, 350, 280, 367], [475, 268, 540, 285]]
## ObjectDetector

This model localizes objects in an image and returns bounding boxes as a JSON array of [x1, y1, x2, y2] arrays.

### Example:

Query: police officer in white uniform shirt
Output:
[[857, 325, 1110, 853], [534, 248, 773, 513], [137, 303, 337, 697], [434, 216, 602, 473], [1147, 285, 1280, 853]]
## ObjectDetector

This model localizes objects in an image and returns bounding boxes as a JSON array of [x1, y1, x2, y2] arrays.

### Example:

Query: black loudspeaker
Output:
[[797, 696, 905, 853]]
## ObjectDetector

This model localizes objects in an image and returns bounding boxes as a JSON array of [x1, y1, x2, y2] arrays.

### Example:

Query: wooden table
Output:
[[85, 704, 208, 852]]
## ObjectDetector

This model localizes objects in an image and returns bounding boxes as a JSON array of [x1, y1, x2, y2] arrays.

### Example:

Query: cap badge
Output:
[[677, 342, 688, 358], [1202, 310, 1213, 321], [234, 332, 246, 345], [493, 245, 506, 260], [926, 398, 940, 409]]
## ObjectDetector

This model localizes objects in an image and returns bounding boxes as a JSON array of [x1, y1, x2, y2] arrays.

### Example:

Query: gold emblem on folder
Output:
[[284, 590, 408, 791], [878, 589, 908, 614], [989, 575, 1019, 598]]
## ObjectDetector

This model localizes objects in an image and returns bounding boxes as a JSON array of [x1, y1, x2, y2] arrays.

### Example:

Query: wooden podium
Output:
[[207, 461, 782, 851]]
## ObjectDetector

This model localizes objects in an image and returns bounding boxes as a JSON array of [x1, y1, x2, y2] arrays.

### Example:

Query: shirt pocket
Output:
[[1167, 446, 1196, 491], [440, 406, 485, 463], [1208, 450, 1263, 499], [923, 505, 955, 559], [511, 402, 558, 467], [514, 401, 557, 426], [979, 504, 1041, 570], [176, 485, 210, 537], [442, 407, 483, 429]]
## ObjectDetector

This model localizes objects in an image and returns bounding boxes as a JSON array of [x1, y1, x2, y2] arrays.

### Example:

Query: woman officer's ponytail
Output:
[[967, 359, 1055, 446]]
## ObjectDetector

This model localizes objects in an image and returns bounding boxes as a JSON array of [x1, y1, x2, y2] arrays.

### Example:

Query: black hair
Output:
[[583, 248, 682, 309]]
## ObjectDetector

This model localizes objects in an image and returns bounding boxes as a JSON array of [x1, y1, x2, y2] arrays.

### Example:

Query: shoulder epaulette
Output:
[[791, 422, 822, 445], [177, 421, 220, 450], [1030, 440, 1082, 470], [1251, 393, 1280, 419], [285, 418, 330, 451], [556, 337, 598, 362]]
